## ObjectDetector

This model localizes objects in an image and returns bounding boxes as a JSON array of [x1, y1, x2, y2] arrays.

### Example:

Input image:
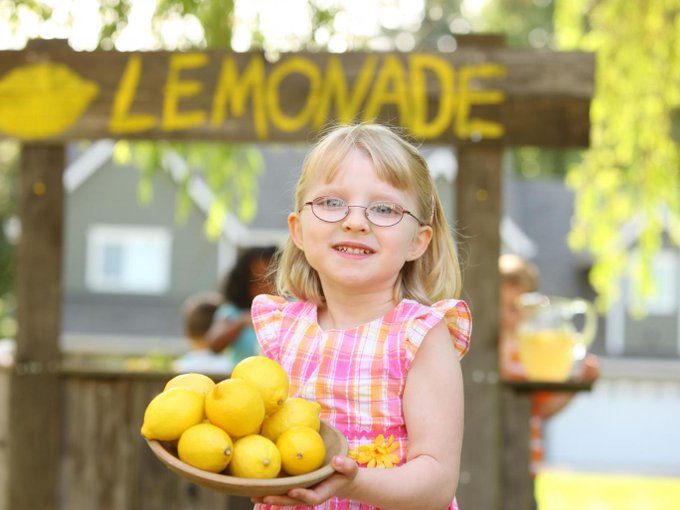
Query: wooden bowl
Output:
[[146, 421, 348, 497]]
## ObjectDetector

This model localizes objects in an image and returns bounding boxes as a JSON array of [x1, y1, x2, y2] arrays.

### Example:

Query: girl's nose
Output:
[[341, 207, 370, 232]]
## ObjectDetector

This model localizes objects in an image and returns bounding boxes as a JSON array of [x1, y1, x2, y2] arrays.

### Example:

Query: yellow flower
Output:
[[348, 434, 401, 468]]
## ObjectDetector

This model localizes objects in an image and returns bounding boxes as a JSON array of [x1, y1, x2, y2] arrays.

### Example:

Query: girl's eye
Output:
[[318, 197, 346, 209], [370, 202, 400, 216]]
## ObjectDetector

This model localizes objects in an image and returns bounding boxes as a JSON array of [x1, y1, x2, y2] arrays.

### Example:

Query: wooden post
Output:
[[455, 146, 503, 510], [501, 386, 533, 510], [8, 144, 65, 510]]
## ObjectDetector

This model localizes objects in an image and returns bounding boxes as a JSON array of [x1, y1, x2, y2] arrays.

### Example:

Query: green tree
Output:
[[555, 0, 680, 310]]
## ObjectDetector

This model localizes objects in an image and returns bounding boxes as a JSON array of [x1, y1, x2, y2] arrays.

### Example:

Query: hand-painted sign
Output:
[[0, 41, 594, 145]]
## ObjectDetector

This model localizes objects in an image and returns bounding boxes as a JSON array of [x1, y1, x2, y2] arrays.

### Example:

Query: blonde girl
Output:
[[252, 123, 472, 510]]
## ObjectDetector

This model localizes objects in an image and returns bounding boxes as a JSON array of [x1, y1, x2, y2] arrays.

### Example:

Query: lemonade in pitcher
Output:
[[518, 329, 576, 381], [516, 294, 596, 382]]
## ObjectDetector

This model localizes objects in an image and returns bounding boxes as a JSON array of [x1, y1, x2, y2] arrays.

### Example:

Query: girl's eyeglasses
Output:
[[300, 196, 427, 227]]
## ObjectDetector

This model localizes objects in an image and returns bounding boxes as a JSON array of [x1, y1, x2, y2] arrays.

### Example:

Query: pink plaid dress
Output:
[[252, 294, 472, 510]]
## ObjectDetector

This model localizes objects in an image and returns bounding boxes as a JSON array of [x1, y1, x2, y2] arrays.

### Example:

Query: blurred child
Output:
[[207, 246, 277, 370], [173, 291, 230, 375]]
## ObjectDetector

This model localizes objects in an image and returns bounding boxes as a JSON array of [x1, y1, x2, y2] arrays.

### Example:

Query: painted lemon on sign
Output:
[[0, 61, 98, 139]]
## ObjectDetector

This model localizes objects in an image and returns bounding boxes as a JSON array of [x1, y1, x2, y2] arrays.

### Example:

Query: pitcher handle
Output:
[[570, 298, 597, 347]]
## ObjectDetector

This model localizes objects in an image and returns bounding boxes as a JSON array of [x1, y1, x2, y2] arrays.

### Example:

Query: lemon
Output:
[[164, 372, 215, 396], [276, 426, 326, 475], [261, 397, 321, 442], [177, 422, 233, 473], [140, 387, 204, 441], [205, 378, 265, 439], [231, 356, 290, 415], [228, 434, 281, 478]]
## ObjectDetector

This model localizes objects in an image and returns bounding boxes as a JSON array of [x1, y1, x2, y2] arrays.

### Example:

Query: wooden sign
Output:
[[0, 40, 593, 146]]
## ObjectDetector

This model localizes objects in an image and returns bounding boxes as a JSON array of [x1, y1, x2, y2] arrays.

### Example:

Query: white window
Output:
[[86, 225, 172, 294]]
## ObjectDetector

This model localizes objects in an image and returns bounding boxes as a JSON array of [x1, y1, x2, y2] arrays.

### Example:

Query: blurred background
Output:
[[1, 1, 679, 509]]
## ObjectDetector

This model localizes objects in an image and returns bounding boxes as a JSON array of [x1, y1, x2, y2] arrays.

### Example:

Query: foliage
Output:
[[114, 140, 263, 239], [554, 0, 680, 310]]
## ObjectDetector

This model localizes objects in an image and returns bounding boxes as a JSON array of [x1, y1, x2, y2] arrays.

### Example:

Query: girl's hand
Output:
[[251, 455, 358, 507]]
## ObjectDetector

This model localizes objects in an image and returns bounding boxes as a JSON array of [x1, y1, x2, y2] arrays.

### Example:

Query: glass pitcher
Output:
[[516, 293, 597, 382]]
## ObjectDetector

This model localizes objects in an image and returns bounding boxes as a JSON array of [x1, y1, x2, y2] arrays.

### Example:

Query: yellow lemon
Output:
[[164, 372, 215, 396], [140, 387, 204, 441], [261, 397, 321, 442], [228, 434, 281, 478], [205, 378, 265, 439], [177, 422, 233, 473], [0, 62, 98, 139], [231, 356, 290, 415], [276, 426, 326, 476]]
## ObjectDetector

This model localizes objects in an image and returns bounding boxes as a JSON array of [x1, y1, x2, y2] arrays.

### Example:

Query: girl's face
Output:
[[288, 149, 432, 299]]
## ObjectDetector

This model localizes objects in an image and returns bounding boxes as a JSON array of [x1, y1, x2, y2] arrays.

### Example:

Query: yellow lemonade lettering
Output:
[[313, 55, 377, 128], [211, 55, 267, 138], [267, 56, 321, 132], [456, 63, 506, 139], [363, 55, 411, 125], [409, 53, 455, 139], [162, 52, 208, 131], [109, 55, 156, 133]]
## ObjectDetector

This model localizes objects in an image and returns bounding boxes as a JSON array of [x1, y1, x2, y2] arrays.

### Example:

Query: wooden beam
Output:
[[455, 145, 503, 510], [0, 41, 593, 146], [8, 144, 64, 510]]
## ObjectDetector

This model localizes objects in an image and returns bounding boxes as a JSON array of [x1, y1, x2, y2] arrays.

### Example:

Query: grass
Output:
[[536, 468, 680, 510]]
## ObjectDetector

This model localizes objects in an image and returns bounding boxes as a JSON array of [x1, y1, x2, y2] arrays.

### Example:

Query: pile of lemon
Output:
[[141, 355, 326, 478]]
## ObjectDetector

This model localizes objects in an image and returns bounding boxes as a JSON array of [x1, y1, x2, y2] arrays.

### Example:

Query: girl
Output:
[[252, 123, 471, 509]]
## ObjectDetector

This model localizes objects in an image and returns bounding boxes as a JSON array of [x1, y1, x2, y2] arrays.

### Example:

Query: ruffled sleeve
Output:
[[404, 299, 472, 365], [251, 294, 288, 359]]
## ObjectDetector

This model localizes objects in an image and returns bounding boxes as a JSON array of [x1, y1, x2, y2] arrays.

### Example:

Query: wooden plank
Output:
[[8, 144, 65, 510], [0, 40, 593, 146], [455, 146, 503, 510]]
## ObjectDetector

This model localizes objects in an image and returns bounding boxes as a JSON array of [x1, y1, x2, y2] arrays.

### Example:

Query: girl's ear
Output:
[[288, 212, 304, 249], [406, 225, 433, 261]]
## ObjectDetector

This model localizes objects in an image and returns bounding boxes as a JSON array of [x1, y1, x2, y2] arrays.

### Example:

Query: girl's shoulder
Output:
[[251, 294, 315, 359], [251, 294, 310, 313], [398, 298, 472, 359], [397, 298, 471, 322], [251, 294, 314, 325]]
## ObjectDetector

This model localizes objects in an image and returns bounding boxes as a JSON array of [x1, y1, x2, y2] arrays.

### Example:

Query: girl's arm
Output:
[[256, 320, 464, 510]]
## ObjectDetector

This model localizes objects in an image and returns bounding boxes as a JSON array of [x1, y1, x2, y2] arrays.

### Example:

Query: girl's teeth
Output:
[[337, 246, 369, 254]]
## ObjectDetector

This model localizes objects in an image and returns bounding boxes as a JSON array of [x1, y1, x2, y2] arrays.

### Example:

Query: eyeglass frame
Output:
[[299, 196, 428, 227]]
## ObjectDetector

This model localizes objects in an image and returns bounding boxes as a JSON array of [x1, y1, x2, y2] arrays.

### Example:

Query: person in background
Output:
[[499, 253, 600, 474], [173, 291, 231, 374], [207, 245, 277, 371]]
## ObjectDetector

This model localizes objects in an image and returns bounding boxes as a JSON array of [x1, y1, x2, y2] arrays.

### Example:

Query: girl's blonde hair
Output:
[[275, 123, 462, 305]]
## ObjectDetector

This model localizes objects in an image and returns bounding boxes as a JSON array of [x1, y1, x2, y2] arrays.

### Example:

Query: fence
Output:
[[1, 366, 253, 510]]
